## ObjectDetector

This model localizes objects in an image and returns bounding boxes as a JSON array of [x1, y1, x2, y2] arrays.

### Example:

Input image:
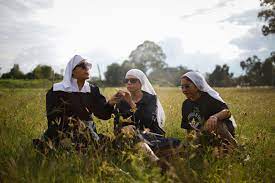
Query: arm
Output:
[[211, 109, 231, 121], [90, 85, 114, 120], [204, 99, 231, 132], [113, 90, 137, 119], [181, 101, 193, 131], [136, 95, 159, 132], [46, 88, 62, 127]]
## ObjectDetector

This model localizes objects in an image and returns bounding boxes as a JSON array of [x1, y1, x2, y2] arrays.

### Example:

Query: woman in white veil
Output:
[[180, 71, 237, 147], [35, 55, 118, 151], [125, 69, 166, 128], [113, 69, 180, 161], [113, 69, 165, 135]]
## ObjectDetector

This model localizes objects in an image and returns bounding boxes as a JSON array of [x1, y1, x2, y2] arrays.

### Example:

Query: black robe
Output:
[[114, 91, 165, 135], [44, 84, 113, 140]]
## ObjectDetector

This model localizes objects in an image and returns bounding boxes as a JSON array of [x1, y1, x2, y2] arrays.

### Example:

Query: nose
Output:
[[181, 87, 187, 92]]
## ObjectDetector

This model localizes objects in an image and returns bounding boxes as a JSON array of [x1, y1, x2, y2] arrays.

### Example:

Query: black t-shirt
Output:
[[181, 92, 233, 132], [115, 91, 165, 135]]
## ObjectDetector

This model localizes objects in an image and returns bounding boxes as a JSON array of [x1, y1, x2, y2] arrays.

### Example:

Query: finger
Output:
[[211, 121, 215, 131], [209, 120, 214, 132], [208, 121, 212, 131], [124, 90, 130, 95], [213, 120, 217, 130], [206, 121, 211, 132], [117, 90, 123, 94], [118, 91, 125, 97]]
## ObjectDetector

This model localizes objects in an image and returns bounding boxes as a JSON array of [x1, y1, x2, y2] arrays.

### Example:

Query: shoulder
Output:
[[89, 84, 100, 93], [52, 82, 65, 92], [201, 92, 215, 101], [46, 86, 66, 98], [89, 84, 106, 98], [47, 87, 53, 93], [202, 92, 226, 104], [201, 92, 228, 109], [182, 98, 191, 107], [142, 91, 156, 102]]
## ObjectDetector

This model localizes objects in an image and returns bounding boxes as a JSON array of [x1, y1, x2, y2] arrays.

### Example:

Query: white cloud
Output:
[[230, 26, 275, 59], [159, 37, 242, 75], [0, 0, 272, 78]]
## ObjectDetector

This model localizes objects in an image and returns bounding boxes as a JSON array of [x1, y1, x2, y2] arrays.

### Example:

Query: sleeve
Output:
[[137, 96, 157, 128], [115, 100, 133, 118], [46, 88, 62, 127], [209, 97, 230, 119], [90, 85, 114, 120], [137, 95, 160, 132], [180, 101, 192, 130]]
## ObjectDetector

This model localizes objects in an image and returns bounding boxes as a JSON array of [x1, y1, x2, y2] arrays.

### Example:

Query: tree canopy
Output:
[[128, 40, 167, 73], [208, 64, 235, 87], [258, 0, 275, 35], [1, 64, 25, 79]]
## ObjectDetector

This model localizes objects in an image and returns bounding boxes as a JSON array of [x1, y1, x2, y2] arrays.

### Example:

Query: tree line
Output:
[[0, 64, 63, 80], [207, 0, 275, 87], [1, 40, 274, 87], [207, 53, 275, 87]]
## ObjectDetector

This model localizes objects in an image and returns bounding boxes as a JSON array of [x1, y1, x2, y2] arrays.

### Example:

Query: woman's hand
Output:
[[204, 109, 231, 132], [204, 116, 218, 132], [118, 90, 136, 109], [121, 91, 132, 103], [108, 93, 122, 106]]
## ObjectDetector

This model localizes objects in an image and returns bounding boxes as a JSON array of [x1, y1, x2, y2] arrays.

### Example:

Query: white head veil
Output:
[[125, 69, 165, 128], [53, 55, 92, 93], [182, 71, 237, 128]]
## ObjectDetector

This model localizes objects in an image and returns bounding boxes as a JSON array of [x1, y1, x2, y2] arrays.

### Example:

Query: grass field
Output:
[[0, 86, 274, 182]]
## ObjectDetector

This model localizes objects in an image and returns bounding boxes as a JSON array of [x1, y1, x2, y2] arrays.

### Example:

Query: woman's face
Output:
[[72, 62, 90, 80], [124, 75, 142, 93], [180, 77, 200, 100]]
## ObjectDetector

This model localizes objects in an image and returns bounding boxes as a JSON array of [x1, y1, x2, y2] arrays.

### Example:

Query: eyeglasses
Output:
[[124, 78, 139, 84], [73, 62, 89, 70], [181, 84, 192, 90]]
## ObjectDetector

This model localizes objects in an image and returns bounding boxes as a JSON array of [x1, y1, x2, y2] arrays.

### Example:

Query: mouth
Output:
[[182, 91, 188, 94], [183, 92, 190, 97]]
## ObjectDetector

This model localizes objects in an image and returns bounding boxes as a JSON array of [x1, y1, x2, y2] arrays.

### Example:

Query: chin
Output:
[[127, 88, 135, 92], [184, 94, 191, 99]]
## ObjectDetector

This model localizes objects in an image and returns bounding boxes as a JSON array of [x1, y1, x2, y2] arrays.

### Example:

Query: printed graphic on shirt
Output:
[[187, 107, 203, 130]]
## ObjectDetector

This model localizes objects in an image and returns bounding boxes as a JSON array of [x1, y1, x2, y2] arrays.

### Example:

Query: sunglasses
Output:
[[181, 84, 192, 90], [124, 78, 139, 84], [73, 62, 89, 70]]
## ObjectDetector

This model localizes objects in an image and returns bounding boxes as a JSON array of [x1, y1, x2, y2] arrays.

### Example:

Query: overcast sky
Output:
[[0, 0, 274, 77]]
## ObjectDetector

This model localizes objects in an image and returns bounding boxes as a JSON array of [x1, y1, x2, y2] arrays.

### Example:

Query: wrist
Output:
[[210, 115, 218, 121], [107, 100, 115, 106], [130, 102, 136, 109], [129, 102, 137, 112]]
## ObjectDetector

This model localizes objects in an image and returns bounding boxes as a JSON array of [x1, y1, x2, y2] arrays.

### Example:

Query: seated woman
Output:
[[114, 69, 165, 136], [113, 69, 180, 160], [38, 55, 117, 150], [180, 71, 237, 147]]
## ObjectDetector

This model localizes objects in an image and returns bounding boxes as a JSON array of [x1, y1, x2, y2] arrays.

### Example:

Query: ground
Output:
[[0, 86, 274, 182]]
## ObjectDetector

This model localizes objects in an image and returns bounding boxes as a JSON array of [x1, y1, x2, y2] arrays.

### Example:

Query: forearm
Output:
[[93, 103, 114, 120], [211, 109, 231, 121]]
